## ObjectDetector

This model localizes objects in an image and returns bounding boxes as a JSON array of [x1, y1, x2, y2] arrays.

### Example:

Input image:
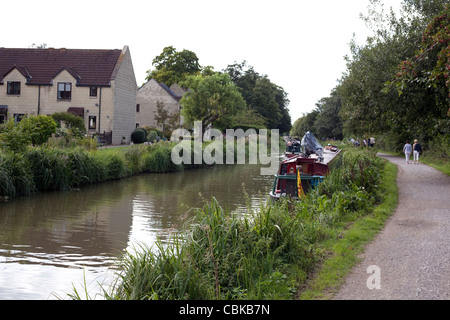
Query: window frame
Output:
[[14, 113, 25, 123], [7, 81, 21, 95], [57, 82, 72, 100], [88, 115, 97, 130], [89, 86, 98, 97]]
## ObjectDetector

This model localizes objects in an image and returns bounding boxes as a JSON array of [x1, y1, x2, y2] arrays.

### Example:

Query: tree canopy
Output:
[[145, 46, 202, 86], [291, 0, 448, 154], [144, 48, 292, 132], [223, 61, 291, 133], [180, 73, 246, 134]]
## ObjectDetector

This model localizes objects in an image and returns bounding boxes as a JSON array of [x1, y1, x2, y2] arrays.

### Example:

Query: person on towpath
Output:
[[403, 141, 412, 164]]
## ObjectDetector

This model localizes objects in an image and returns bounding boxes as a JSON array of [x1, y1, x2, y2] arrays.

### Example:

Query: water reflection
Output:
[[0, 163, 273, 299]]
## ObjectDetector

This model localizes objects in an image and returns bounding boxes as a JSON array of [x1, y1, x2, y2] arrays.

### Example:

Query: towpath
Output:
[[333, 153, 450, 300]]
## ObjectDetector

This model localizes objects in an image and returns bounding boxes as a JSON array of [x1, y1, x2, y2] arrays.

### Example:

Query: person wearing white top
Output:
[[403, 141, 412, 164]]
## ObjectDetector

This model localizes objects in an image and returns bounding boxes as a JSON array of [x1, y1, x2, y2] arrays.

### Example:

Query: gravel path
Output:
[[333, 153, 450, 300]]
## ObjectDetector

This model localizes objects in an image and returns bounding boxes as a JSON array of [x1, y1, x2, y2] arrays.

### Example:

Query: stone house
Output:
[[136, 78, 185, 131], [0, 46, 137, 145]]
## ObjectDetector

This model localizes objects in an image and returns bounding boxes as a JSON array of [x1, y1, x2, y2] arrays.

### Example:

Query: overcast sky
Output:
[[2, 0, 403, 122]]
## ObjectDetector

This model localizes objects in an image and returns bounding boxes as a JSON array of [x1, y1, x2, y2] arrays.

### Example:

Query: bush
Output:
[[147, 130, 159, 143], [51, 112, 86, 133], [0, 118, 31, 152], [131, 129, 146, 144], [20, 115, 57, 146]]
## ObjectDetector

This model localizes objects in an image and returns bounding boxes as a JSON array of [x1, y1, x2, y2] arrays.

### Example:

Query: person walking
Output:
[[413, 139, 422, 164], [403, 141, 412, 164]]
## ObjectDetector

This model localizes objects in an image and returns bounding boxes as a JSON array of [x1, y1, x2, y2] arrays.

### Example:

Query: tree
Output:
[[223, 61, 291, 131], [314, 90, 343, 140], [0, 115, 57, 151], [290, 110, 319, 137], [0, 118, 30, 152], [394, 4, 449, 109], [154, 101, 181, 138], [180, 73, 246, 135], [18, 115, 57, 146], [146, 46, 201, 86]]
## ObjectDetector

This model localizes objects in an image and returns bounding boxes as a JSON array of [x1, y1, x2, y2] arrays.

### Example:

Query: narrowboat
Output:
[[270, 132, 340, 200]]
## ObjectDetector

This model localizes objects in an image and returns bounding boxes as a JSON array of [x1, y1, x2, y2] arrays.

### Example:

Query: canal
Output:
[[0, 162, 274, 299]]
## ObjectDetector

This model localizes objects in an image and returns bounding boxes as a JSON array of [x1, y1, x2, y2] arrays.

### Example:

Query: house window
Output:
[[0, 114, 6, 124], [14, 113, 25, 123], [136, 104, 140, 112], [90, 87, 98, 97], [7, 81, 21, 95], [57, 82, 72, 100], [89, 116, 97, 129]]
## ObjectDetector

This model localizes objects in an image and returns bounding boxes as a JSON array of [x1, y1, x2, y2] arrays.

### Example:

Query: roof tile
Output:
[[0, 48, 122, 86]]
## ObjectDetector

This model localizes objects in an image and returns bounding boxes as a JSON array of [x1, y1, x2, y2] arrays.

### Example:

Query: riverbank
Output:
[[1, 138, 278, 200], [77, 147, 395, 300]]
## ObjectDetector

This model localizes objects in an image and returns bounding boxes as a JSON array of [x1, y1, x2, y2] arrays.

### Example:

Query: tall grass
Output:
[[0, 152, 35, 198], [0, 140, 250, 199], [98, 148, 388, 300]]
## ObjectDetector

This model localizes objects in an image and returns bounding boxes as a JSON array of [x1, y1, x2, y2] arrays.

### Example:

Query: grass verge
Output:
[[297, 160, 398, 299], [77, 148, 396, 300]]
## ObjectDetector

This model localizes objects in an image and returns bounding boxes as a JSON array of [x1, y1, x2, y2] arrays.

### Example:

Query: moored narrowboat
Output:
[[269, 149, 341, 201]]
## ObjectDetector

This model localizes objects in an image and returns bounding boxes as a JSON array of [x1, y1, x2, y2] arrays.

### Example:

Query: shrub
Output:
[[147, 130, 159, 143], [51, 112, 86, 133], [20, 115, 57, 146], [131, 129, 147, 144], [0, 118, 31, 152]]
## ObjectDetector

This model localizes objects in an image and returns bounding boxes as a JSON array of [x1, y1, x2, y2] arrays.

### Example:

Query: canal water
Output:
[[0, 163, 274, 299]]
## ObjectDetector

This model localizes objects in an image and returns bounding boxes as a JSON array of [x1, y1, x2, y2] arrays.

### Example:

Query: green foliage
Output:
[[291, 0, 448, 159], [180, 73, 246, 133], [102, 148, 387, 300], [142, 143, 182, 173], [0, 115, 57, 152], [51, 112, 86, 133], [146, 46, 201, 86], [0, 152, 35, 198], [153, 101, 180, 138], [224, 61, 291, 132], [24, 148, 71, 192], [20, 115, 57, 146], [290, 90, 343, 140], [290, 110, 319, 137], [131, 129, 147, 144], [0, 118, 31, 152], [146, 130, 159, 143]]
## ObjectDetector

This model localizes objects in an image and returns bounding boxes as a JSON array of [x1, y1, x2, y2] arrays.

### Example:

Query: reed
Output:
[[142, 143, 183, 173], [0, 152, 35, 198], [24, 147, 71, 192], [99, 148, 388, 300]]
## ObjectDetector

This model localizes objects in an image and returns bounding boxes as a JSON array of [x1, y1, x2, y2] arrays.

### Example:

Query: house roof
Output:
[[0, 47, 123, 87]]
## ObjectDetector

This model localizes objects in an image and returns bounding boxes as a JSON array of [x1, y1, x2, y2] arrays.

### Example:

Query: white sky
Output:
[[2, 0, 403, 123]]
